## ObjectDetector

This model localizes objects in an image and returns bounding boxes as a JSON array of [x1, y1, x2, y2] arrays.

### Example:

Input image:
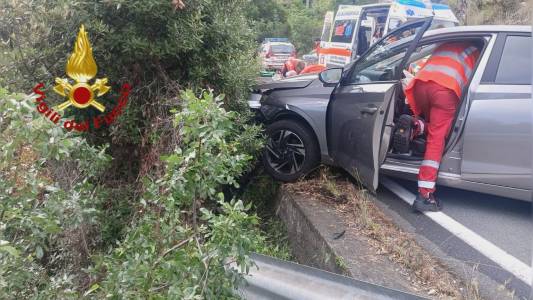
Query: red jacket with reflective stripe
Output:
[[405, 42, 480, 116]]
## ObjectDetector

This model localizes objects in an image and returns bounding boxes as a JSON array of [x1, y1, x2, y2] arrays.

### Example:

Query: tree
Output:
[[247, 0, 290, 42], [0, 1, 268, 297], [283, 0, 334, 53], [448, 0, 531, 25]]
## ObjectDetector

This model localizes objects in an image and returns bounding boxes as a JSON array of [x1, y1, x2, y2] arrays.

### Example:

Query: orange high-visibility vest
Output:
[[284, 57, 300, 72], [300, 64, 326, 75], [405, 42, 480, 116], [408, 57, 428, 75]]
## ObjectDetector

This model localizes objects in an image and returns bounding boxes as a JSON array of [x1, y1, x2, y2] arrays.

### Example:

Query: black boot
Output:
[[393, 114, 414, 154], [412, 193, 442, 212]]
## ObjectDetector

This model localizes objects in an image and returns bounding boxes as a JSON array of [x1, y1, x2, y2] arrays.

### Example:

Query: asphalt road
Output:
[[376, 178, 532, 299]]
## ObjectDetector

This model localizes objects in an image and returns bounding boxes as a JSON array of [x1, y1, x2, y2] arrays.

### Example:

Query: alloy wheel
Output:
[[265, 129, 306, 175]]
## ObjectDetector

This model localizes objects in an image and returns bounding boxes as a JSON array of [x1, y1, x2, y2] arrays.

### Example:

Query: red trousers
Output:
[[411, 80, 459, 197]]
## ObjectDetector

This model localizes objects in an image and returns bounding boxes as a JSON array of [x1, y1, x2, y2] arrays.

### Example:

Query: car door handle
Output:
[[351, 86, 363, 93], [361, 106, 378, 115]]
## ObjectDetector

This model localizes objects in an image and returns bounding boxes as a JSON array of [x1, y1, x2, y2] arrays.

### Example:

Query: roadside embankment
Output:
[[276, 169, 492, 299]]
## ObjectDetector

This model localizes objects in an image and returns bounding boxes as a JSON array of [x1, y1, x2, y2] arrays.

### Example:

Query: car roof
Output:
[[376, 25, 530, 53], [424, 25, 531, 37]]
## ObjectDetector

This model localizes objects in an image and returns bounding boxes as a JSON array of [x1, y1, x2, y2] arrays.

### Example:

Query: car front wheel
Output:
[[262, 119, 320, 182]]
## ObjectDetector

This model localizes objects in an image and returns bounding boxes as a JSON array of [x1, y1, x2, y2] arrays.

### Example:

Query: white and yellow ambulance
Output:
[[319, 0, 459, 68]]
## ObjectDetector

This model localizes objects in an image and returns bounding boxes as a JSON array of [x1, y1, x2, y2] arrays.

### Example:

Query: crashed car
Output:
[[250, 19, 532, 201]]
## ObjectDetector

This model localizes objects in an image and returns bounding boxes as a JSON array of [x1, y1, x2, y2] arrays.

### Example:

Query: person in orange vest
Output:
[[313, 38, 321, 57], [299, 64, 326, 75], [398, 41, 480, 212], [408, 56, 428, 75], [281, 57, 305, 77]]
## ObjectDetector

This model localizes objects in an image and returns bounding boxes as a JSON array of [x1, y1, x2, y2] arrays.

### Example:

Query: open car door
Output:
[[326, 18, 432, 192]]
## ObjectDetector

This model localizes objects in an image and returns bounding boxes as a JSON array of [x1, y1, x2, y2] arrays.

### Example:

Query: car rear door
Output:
[[461, 33, 532, 193], [326, 18, 432, 192]]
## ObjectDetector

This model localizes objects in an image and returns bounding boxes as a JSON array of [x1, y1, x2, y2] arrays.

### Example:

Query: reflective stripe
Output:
[[430, 50, 474, 79], [422, 64, 465, 90], [421, 160, 440, 169], [418, 180, 436, 189]]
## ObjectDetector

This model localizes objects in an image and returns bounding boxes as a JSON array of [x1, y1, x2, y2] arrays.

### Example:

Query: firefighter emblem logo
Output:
[[53, 25, 110, 112], [31, 24, 131, 132]]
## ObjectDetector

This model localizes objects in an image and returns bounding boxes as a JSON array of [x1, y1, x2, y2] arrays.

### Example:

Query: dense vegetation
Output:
[[0, 0, 529, 298], [0, 0, 286, 298], [449, 0, 531, 25], [247, 0, 374, 53]]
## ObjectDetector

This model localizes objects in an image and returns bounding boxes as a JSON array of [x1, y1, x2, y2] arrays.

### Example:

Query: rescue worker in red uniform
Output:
[[400, 42, 480, 212], [298, 38, 326, 75], [314, 38, 321, 56], [281, 57, 305, 77]]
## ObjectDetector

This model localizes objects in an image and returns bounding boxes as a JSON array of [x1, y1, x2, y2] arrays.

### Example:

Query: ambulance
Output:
[[319, 0, 459, 68], [320, 11, 335, 43], [430, 2, 460, 28]]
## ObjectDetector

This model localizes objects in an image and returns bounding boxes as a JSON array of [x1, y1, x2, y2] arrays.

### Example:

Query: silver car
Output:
[[260, 41, 296, 71], [251, 20, 532, 201]]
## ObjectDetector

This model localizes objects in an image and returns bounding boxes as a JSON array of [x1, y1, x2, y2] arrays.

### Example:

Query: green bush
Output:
[[0, 88, 111, 297], [0, 88, 270, 298], [94, 90, 263, 298], [0, 0, 259, 142], [0, 0, 292, 297]]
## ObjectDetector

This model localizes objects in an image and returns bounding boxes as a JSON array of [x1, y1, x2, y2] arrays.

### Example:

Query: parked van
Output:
[[319, 0, 459, 67]]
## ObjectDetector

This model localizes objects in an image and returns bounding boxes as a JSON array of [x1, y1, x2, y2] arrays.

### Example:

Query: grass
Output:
[[465, 264, 482, 300], [335, 256, 348, 271]]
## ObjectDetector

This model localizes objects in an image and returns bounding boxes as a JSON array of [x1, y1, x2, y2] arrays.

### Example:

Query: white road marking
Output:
[[381, 177, 532, 286]]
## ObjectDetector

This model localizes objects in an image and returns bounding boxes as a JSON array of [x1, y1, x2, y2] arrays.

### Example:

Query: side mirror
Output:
[[318, 68, 343, 87]]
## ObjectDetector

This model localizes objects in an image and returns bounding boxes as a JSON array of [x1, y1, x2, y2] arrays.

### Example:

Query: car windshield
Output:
[[355, 27, 417, 71], [347, 22, 423, 84], [271, 44, 294, 53]]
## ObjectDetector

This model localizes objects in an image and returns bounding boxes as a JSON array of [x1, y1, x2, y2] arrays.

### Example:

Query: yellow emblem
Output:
[[53, 25, 109, 112]]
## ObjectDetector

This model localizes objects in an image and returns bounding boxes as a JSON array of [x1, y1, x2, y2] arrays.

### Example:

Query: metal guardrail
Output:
[[234, 253, 427, 300]]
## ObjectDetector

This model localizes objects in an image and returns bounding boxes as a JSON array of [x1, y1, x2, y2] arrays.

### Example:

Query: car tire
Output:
[[262, 119, 320, 182]]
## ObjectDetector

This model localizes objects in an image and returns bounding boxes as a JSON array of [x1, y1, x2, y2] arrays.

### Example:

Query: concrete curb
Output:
[[275, 185, 345, 275], [276, 184, 519, 300], [276, 185, 428, 296]]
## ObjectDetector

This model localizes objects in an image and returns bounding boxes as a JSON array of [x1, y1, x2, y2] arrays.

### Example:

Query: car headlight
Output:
[[259, 104, 283, 120], [248, 93, 262, 109]]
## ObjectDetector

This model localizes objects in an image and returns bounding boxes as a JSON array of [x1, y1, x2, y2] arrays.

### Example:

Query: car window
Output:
[[346, 25, 419, 84], [332, 20, 357, 43], [387, 17, 402, 32], [271, 44, 294, 53], [495, 35, 531, 85]]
